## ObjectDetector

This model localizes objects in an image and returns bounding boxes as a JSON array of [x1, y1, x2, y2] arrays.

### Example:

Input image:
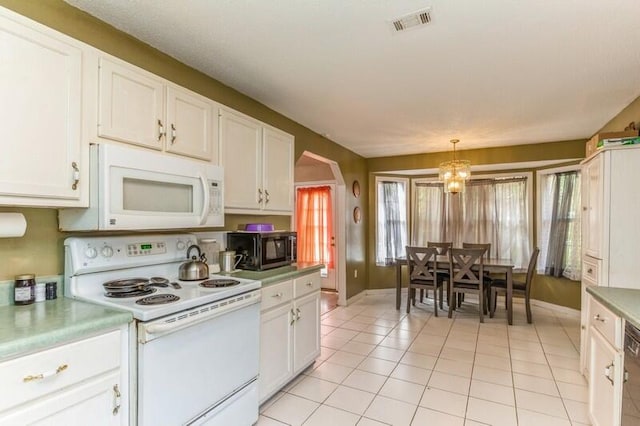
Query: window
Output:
[[537, 167, 581, 280], [412, 175, 531, 269], [375, 177, 408, 266]]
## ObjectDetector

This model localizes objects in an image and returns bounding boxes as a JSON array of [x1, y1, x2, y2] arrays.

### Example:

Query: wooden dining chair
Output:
[[405, 246, 445, 316], [460, 242, 493, 304], [426, 242, 453, 303], [448, 248, 489, 323], [490, 247, 540, 323]]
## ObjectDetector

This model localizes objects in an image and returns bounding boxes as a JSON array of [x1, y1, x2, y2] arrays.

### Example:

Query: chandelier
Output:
[[438, 139, 471, 194]]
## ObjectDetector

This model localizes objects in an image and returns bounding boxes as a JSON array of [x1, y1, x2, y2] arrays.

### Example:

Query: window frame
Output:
[[536, 164, 581, 275], [375, 175, 410, 266]]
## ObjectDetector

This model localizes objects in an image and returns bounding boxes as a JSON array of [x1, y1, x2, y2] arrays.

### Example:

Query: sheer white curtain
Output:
[[412, 177, 530, 269], [376, 179, 408, 265], [538, 171, 581, 280], [412, 182, 447, 245]]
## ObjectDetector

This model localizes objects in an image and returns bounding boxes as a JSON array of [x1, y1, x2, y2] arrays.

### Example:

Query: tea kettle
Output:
[[179, 245, 209, 281]]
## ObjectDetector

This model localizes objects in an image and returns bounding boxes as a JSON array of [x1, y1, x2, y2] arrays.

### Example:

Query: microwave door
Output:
[[105, 166, 205, 229]]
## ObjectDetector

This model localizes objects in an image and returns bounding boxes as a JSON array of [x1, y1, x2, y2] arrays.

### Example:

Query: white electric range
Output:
[[64, 233, 262, 426]]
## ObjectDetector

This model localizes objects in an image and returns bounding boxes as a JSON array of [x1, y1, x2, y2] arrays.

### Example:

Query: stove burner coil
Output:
[[105, 288, 156, 298], [135, 294, 180, 305], [103, 277, 149, 292], [149, 277, 170, 287], [199, 279, 241, 288]]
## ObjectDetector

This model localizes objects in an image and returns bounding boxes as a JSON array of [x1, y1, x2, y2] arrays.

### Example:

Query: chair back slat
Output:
[[427, 241, 453, 256], [525, 247, 541, 295], [462, 242, 491, 261], [406, 246, 438, 282], [450, 248, 485, 284]]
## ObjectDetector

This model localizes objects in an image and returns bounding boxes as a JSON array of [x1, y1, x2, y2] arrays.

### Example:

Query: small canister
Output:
[[14, 274, 35, 305], [45, 282, 57, 300], [34, 282, 46, 302]]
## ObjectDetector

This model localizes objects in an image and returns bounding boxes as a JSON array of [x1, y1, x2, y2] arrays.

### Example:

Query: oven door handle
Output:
[[139, 292, 260, 343], [199, 173, 210, 225]]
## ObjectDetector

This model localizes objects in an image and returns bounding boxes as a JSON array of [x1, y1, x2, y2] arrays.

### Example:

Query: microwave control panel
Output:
[[208, 180, 222, 215]]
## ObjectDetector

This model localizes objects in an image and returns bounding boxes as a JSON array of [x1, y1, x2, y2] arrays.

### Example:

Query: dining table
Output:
[[393, 255, 516, 325]]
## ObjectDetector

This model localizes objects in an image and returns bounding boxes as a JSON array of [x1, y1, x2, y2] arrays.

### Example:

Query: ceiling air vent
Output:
[[390, 7, 432, 32]]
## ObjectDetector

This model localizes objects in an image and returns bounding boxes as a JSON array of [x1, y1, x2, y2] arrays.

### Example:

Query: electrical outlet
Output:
[[354, 269, 358, 278]]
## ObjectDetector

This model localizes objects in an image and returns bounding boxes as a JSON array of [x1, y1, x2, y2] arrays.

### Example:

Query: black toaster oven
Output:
[[226, 231, 297, 271]]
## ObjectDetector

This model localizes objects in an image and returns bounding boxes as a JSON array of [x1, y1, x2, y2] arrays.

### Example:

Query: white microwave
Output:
[[59, 144, 224, 231]]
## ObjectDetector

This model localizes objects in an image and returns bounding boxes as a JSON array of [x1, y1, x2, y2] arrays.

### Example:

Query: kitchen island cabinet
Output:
[[220, 107, 294, 214], [0, 7, 88, 208], [258, 269, 321, 403]]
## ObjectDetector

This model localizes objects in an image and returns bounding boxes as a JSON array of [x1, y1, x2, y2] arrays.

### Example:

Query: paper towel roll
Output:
[[0, 213, 27, 238]]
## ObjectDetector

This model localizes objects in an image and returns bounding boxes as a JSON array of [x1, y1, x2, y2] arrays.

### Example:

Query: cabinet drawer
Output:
[[589, 296, 622, 350], [0, 330, 121, 413], [261, 280, 293, 311], [582, 256, 601, 285], [294, 272, 321, 298]]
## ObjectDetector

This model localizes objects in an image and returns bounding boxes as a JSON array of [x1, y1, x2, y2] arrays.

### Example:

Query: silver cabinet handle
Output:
[[604, 362, 615, 385], [157, 119, 166, 141], [296, 307, 301, 320], [170, 123, 177, 143], [271, 292, 283, 298], [306, 282, 313, 287], [290, 308, 296, 325], [587, 268, 593, 274], [258, 188, 263, 204], [265, 189, 270, 204], [593, 314, 606, 323], [23, 364, 68, 382], [112, 384, 121, 415], [71, 162, 80, 190]]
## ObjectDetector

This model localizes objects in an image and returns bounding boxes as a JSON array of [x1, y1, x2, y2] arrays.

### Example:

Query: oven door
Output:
[[137, 291, 260, 426], [260, 235, 294, 270]]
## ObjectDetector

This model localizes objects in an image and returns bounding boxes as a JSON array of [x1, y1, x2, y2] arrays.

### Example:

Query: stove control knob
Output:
[[102, 246, 114, 258], [85, 247, 98, 259], [176, 240, 186, 250]]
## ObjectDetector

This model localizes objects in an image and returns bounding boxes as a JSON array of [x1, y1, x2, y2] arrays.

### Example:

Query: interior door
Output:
[[295, 184, 336, 290]]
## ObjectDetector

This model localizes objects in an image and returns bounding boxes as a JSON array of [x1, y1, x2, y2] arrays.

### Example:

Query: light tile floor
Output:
[[258, 293, 589, 426]]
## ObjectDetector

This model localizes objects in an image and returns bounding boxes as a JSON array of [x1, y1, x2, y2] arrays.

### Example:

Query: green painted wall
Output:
[[0, 0, 368, 298]]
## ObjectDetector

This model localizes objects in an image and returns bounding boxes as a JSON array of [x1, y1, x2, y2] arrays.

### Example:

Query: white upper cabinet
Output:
[[582, 153, 603, 259], [166, 85, 216, 161], [98, 58, 164, 150], [581, 146, 640, 289], [220, 108, 294, 214], [263, 127, 295, 212], [96, 57, 217, 162], [0, 8, 87, 207]]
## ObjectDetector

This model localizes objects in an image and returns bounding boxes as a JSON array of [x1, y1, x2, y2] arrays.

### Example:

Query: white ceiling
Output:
[[65, 0, 640, 158]]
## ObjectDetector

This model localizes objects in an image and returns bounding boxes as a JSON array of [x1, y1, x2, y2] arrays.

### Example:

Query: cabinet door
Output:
[[166, 86, 214, 160], [0, 13, 84, 206], [589, 329, 622, 426], [259, 303, 294, 403], [293, 291, 321, 373], [98, 58, 164, 150], [262, 127, 294, 212], [219, 109, 262, 210], [583, 154, 603, 259], [0, 372, 123, 425]]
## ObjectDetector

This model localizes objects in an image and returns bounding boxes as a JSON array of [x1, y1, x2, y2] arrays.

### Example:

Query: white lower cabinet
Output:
[[259, 271, 321, 403], [588, 296, 623, 426], [0, 328, 128, 425]]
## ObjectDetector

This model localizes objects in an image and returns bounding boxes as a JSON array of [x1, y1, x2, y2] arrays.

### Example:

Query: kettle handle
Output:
[[186, 245, 201, 260], [234, 254, 243, 268]]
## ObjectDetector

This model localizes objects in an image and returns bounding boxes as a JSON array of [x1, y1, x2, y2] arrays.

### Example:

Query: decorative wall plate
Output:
[[352, 180, 361, 198], [353, 206, 362, 223]]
